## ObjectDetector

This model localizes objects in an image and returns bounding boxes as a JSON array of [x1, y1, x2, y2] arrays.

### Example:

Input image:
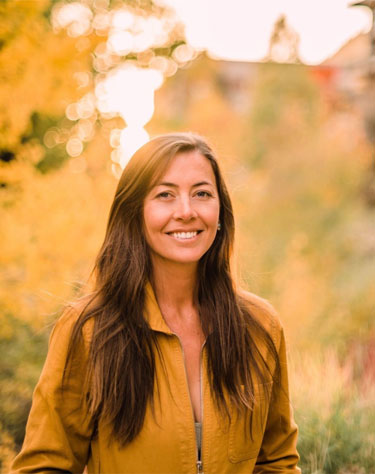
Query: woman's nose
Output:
[[173, 196, 197, 220]]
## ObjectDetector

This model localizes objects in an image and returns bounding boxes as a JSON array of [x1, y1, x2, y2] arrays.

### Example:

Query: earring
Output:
[[217, 221, 221, 231]]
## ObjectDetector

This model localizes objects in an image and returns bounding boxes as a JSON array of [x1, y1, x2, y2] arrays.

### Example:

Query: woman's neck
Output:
[[150, 260, 198, 321]]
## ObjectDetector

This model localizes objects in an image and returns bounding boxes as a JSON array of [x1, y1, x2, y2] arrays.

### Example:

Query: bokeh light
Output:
[[66, 137, 83, 157], [55, 2, 182, 176], [95, 65, 163, 122], [51, 2, 93, 37], [118, 126, 149, 167], [95, 64, 163, 168]]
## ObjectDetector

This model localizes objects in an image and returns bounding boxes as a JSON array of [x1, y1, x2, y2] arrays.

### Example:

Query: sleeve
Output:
[[254, 324, 301, 473], [10, 307, 94, 474]]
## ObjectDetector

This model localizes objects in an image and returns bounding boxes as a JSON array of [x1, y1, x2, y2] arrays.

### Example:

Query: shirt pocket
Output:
[[228, 383, 270, 463]]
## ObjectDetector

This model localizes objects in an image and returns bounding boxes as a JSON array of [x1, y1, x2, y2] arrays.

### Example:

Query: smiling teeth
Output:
[[172, 231, 198, 240]]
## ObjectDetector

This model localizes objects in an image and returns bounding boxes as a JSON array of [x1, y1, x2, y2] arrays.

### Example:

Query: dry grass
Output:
[[290, 349, 375, 473]]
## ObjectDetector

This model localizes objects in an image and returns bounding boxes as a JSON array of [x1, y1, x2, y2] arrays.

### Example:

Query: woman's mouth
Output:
[[167, 230, 202, 240]]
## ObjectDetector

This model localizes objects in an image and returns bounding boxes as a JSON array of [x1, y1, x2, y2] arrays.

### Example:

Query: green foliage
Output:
[[21, 112, 70, 173], [229, 62, 375, 350], [242, 63, 319, 168], [297, 398, 375, 473], [0, 0, 89, 152], [0, 311, 49, 452]]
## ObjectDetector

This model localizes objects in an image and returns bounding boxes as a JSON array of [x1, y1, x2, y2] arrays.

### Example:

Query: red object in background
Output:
[[310, 65, 339, 88]]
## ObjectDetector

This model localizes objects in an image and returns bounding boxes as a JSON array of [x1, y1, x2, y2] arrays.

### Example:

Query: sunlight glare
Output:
[[51, 2, 93, 37], [95, 65, 163, 173], [107, 31, 134, 55], [149, 56, 178, 76], [111, 9, 134, 30], [108, 10, 170, 53], [172, 43, 196, 64], [95, 65, 163, 126], [119, 126, 149, 168], [92, 12, 111, 33]]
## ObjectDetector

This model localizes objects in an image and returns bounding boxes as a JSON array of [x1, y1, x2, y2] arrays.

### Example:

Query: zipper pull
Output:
[[196, 460, 203, 473]]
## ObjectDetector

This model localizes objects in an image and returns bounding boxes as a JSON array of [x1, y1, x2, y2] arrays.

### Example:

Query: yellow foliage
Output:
[[0, 1, 93, 149], [0, 140, 115, 328]]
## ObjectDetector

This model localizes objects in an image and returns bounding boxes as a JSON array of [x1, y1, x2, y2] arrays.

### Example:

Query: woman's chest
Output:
[[174, 328, 206, 423], [89, 335, 270, 474]]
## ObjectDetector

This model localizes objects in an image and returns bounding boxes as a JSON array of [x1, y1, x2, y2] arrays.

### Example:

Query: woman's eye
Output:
[[156, 191, 172, 199], [196, 190, 212, 198]]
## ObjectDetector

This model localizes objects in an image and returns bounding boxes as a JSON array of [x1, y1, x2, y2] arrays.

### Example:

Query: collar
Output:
[[144, 282, 174, 335]]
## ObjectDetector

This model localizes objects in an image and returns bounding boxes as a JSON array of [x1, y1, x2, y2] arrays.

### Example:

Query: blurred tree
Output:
[[266, 15, 301, 64], [0, 0, 91, 171], [350, 1, 375, 207], [0, 0, 189, 465], [0, 0, 186, 175], [234, 62, 375, 350]]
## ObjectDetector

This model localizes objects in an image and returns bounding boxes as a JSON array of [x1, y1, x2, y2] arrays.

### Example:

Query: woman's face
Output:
[[143, 150, 220, 270]]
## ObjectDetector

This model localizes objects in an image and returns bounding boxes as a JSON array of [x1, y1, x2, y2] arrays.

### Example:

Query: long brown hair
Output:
[[65, 132, 280, 445]]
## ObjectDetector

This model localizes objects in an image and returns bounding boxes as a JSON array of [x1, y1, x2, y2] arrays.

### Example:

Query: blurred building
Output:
[[320, 32, 371, 99], [154, 29, 374, 143]]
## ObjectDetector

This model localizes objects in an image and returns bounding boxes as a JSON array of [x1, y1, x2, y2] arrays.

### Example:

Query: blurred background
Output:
[[1, 0, 374, 472]]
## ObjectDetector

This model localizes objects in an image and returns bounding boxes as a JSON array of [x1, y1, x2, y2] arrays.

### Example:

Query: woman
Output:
[[11, 132, 300, 473]]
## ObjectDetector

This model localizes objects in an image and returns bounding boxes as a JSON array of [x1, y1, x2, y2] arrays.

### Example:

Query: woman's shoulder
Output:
[[237, 288, 283, 349], [52, 294, 96, 348]]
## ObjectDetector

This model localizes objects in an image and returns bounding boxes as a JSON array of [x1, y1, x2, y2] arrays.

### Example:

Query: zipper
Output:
[[173, 334, 206, 474], [198, 340, 205, 474]]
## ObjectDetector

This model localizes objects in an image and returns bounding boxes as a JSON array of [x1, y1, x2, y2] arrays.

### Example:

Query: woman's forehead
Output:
[[155, 150, 216, 186]]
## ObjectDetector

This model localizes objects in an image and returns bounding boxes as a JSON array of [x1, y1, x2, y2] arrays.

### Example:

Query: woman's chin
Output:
[[150, 252, 203, 268]]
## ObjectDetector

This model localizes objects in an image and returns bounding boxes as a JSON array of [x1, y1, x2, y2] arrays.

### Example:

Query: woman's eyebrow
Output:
[[155, 181, 178, 188], [192, 181, 214, 188], [155, 181, 214, 188]]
